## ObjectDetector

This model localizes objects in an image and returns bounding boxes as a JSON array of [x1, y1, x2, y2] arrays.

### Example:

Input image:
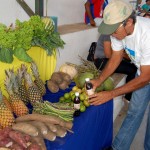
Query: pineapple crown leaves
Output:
[[31, 62, 40, 78], [0, 88, 2, 101], [21, 64, 28, 76], [24, 72, 34, 86], [4, 70, 13, 95], [17, 67, 24, 85]]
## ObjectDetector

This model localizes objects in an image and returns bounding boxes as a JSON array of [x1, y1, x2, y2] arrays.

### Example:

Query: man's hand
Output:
[[90, 19, 96, 26], [90, 78, 101, 90], [88, 91, 113, 105]]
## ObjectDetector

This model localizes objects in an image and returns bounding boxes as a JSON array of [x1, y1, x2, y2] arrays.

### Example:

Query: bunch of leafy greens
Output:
[[0, 16, 65, 63]]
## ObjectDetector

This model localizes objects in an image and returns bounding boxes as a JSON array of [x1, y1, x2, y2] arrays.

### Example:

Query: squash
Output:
[[59, 64, 77, 79]]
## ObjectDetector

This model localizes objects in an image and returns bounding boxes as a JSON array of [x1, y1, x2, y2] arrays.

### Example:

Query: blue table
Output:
[[43, 82, 113, 150]]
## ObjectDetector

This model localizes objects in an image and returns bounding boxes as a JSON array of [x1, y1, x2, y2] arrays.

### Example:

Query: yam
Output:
[[59, 120, 73, 129], [58, 80, 69, 90], [27, 143, 41, 150], [59, 72, 71, 83], [43, 130, 56, 141], [12, 122, 39, 137], [47, 80, 59, 93], [29, 121, 48, 135], [31, 134, 46, 150], [51, 72, 63, 84], [15, 114, 61, 125], [55, 125, 67, 138], [44, 122, 57, 132]]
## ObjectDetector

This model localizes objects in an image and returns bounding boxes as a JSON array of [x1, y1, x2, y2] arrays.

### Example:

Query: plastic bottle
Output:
[[85, 78, 94, 96], [73, 92, 80, 116]]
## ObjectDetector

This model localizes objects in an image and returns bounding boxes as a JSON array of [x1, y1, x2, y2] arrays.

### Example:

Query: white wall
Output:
[[0, 0, 34, 26], [43, 0, 85, 26]]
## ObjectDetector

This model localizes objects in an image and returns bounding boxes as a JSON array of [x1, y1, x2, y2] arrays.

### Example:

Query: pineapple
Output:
[[3, 95, 12, 112], [16, 67, 29, 105], [31, 62, 46, 96], [24, 72, 43, 106], [5, 69, 29, 117], [0, 89, 15, 128]]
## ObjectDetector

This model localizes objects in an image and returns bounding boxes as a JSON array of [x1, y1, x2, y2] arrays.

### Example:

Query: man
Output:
[[84, 0, 106, 26], [89, 0, 150, 150]]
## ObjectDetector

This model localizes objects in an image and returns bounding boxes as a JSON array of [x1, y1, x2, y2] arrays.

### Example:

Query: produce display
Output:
[[0, 127, 42, 149], [33, 101, 75, 121], [47, 71, 72, 93], [0, 16, 65, 63], [31, 62, 46, 96]]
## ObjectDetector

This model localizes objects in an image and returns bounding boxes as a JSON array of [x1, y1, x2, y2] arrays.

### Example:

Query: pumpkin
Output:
[[59, 64, 78, 79]]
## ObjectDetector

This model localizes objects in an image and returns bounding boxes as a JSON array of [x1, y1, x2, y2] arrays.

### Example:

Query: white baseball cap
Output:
[[98, 0, 133, 35]]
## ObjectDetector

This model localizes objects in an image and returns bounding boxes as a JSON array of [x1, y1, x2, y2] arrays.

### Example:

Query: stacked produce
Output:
[[47, 71, 72, 93], [65, 56, 114, 92], [33, 101, 75, 121], [0, 15, 65, 63], [8, 113, 73, 149], [16, 67, 29, 105], [0, 127, 42, 149], [59, 86, 90, 113], [4, 69, 29, 117], [30, 62, 46, 96], [0, 89, 15, 128]]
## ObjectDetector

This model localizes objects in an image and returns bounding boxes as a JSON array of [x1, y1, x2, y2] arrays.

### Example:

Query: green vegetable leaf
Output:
[[0, 48, 13, 63], [13, 48, 32, 62]]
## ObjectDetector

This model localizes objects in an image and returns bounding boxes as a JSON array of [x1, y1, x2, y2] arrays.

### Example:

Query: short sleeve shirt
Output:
[[111, 16, 150, 75], [94, 34, 110, 58]]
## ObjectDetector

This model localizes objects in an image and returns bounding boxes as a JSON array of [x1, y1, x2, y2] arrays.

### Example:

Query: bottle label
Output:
[[74, 103, 80, 110], [87, 89, 94, 96]]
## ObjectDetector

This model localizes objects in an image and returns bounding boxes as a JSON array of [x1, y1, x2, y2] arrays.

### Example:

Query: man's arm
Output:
[[91, 49, 124, 89], [89, 65, 150, 105], [85, 1, 95, 26]]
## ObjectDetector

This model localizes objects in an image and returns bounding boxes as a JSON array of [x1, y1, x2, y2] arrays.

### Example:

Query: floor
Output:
[[113, 100, 149, 150]]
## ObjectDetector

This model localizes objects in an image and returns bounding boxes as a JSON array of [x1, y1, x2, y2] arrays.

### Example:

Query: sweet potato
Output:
[[12, 122, 39, 137], [0, 148, 11, 150], [11, 142, 25, 150], [9, 130, 27, 148], [0, 138, 13, 148], [29, 121, 48, 135], [43, 130, 56, 141], [0, 127, 12, 140], [44, 122, 57, 132]]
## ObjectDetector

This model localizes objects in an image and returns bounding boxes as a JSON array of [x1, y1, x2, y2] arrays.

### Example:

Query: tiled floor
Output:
[[113, 100, 149, 150]]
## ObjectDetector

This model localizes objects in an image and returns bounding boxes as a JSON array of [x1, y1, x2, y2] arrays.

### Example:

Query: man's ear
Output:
[[125, 18, 133, 27]]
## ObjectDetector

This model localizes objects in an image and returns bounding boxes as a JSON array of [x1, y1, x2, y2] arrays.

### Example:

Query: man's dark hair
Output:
[[123, 11, 136, 26]]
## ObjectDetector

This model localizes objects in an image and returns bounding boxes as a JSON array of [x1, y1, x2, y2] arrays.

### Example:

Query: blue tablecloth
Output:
[[43, 82, 113, 150]]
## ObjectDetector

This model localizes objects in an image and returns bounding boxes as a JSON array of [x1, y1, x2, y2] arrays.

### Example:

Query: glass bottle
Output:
[[73, 92, 80, 116], [85, 78, 94, 96]]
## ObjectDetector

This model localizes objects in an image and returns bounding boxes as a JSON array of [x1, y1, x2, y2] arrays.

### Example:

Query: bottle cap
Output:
[[85, 78, 90, 82], [75, 92, 79, 96]]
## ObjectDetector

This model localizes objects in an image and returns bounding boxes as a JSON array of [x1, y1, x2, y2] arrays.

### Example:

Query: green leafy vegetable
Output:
[[0, 47, 13, 63], [13, 48, 32, 62]]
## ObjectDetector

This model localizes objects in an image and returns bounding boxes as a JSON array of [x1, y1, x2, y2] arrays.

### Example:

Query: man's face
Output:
[[111, 23, 127, 40]]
